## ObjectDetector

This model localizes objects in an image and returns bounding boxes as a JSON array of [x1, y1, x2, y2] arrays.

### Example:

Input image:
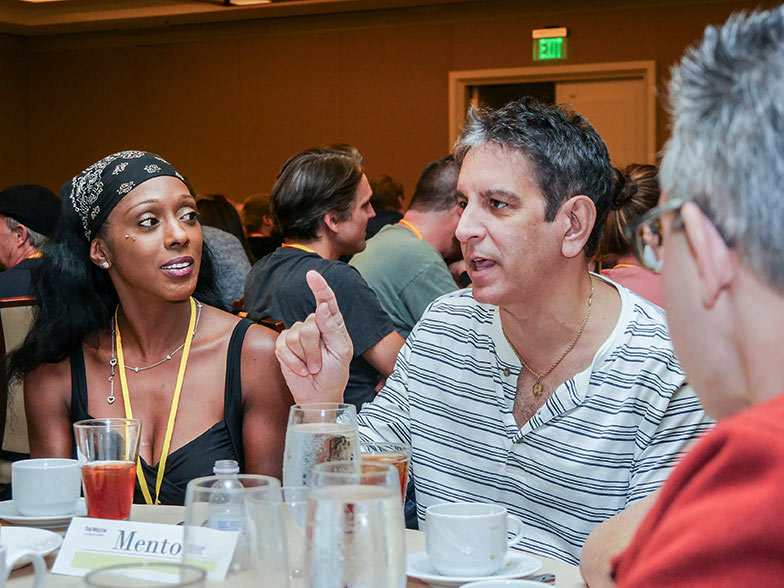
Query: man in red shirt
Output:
[[580, 6, 784, 587]]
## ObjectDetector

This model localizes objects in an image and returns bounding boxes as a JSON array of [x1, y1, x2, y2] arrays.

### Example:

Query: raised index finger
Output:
[[305, 270, 340, 317]]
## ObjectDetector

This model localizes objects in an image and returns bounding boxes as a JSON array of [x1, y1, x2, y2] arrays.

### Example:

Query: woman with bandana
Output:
[[10, 151, 292, 506]]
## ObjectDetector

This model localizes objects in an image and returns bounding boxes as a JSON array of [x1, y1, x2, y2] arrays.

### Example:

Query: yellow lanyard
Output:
[[612, 264, 638, 269], [115, 297, 197, 505], [25, 252, 43, 259], [398, 219, 423, 240], [281, 243, 318, 254]]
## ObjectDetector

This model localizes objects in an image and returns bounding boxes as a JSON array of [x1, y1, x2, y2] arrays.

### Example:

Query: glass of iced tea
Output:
[[360, 442, 411, 504], [307, 461, 406, 587], [73, 418, 142, 520]]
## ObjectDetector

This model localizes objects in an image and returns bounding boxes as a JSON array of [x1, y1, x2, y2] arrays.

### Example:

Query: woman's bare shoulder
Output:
[[25, 353, 72, 415], [242, 322, 278, 355], [239, 322, 288, 397], [198, 304, 277, 355], [26, 354, 71, 388]]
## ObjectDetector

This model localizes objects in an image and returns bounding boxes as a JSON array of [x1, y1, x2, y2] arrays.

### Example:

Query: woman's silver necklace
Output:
[[107, 300, 202, 404]]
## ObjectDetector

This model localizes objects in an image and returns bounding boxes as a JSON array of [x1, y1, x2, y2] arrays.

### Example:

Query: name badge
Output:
[[52, 517, 238, 581]]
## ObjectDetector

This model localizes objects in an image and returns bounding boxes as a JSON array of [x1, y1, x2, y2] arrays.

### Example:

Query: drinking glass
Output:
[[252, 486, 310, 587], [282, 403, 360, 487], [360, 442, 411, 504], [306, 461, 406, 588], [84, 563, 205, 587], [73, 418, 142, 520], [183, 474, 288, 584]]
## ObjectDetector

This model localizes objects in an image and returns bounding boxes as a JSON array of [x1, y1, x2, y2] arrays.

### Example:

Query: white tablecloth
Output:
[[7, 504, 586, 587]]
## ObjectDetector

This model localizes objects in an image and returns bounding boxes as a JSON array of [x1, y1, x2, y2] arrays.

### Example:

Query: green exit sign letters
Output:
[[532, 27, 568, 61]]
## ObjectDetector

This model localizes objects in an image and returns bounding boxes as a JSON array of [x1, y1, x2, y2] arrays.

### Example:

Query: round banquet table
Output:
[[6, 504, 586, 587]]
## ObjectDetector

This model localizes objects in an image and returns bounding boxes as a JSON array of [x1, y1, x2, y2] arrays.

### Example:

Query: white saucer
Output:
[[406, 551, 543, 588], [0, 498, 86, 528], [1, 527, 63, 569]]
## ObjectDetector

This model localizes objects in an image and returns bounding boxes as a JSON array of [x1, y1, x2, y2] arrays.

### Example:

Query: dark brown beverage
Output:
[[82, 461, 136, 520]]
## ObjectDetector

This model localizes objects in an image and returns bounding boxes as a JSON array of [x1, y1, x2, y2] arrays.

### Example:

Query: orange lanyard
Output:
[[282, 243, 318, 255], [25, 252, 42, 260], [399, 220, 423, 240], [612, 264, 638, 269]]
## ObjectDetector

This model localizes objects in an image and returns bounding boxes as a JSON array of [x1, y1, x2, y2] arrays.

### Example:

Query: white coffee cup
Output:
[[0, 544, 46, 588], [12, 458, 81, 517], [426, 502, 525, 577]]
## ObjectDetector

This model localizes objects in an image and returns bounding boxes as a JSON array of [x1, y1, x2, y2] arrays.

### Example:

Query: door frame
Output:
[[448, 60, 657, 162]]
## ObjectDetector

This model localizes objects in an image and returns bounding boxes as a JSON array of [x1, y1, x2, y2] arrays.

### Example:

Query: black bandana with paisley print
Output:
[[61, 150, 185, 241]]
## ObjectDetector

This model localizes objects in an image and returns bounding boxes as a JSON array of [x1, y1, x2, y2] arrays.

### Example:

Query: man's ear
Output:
[[560, 195, 596, 259], [322, 211, 341, 235], [681, 202, 734, 309], [14, 224, 28, 247], [89, 238, 113, 269]]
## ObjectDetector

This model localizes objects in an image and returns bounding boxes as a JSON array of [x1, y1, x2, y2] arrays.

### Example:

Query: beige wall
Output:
[[10, 0, 779, 201]]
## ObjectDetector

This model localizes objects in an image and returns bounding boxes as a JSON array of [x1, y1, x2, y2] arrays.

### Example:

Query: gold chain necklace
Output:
[[502, 275, 594, 396]]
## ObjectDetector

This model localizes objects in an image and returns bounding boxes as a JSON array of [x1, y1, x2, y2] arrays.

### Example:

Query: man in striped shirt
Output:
[[276, 99, 711, 564]]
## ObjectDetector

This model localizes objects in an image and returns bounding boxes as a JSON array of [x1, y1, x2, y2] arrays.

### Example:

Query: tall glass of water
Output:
[[282, 403, 359, 487], [306, 461, 406, 588], [183, 474, 287, 584], [253, 486, 310, 587]]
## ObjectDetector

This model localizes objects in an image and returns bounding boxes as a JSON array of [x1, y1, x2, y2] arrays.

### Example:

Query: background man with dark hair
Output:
[[0, 184, 60, 297], [275, 100, 710, 563], [365, 174, 405, 239], [241, 193, 282, 260], [351, 155, 461, 339], [245, 145, 404, 410]]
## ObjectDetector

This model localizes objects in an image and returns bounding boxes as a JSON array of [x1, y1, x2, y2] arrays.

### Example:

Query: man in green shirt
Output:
[[351, 155, 461, 338]]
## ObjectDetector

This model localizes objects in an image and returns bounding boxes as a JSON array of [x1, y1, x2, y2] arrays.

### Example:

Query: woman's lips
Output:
[[160, 257, 194, 277]]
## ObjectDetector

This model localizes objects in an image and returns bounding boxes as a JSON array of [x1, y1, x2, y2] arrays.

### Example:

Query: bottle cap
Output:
[[213, 459, 240, 475]]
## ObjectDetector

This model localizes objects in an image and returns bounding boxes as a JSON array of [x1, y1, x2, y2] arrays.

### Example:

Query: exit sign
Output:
[[537, 37, 564, 60], [532, 27, 568, 61]]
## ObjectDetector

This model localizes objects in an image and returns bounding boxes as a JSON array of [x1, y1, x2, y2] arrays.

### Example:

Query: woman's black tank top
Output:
[[69, 319, 253, 506]]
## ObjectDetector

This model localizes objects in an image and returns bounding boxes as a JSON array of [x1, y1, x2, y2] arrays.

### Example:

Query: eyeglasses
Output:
[[625, 198, 685, 273]]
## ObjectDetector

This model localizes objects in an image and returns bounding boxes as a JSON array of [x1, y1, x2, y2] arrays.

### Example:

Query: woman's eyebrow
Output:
[[128, 198, 159, 212]]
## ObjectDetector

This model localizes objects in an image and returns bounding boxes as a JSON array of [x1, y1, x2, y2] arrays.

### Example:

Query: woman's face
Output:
[[93, 176, 202, 304]]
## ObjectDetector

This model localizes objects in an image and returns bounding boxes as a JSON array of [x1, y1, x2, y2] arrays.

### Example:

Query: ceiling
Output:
[[0, 0, 483, 35]]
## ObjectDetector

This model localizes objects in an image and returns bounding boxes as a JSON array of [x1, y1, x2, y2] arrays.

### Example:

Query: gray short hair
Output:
[[660, 6, 784, 289], [5, 216, 48, 250], [454, 98, 613, 257]]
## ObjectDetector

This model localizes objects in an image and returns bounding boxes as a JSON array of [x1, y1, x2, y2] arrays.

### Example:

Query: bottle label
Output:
[[214, 518, 244, 533]]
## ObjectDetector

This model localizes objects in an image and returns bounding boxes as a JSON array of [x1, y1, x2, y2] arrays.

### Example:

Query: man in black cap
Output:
[[0, 184, 60, 297]]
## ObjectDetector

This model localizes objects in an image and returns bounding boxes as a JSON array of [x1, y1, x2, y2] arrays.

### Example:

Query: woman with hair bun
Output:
[[598, 164, 664, 306], [11, 151, 291, 505]]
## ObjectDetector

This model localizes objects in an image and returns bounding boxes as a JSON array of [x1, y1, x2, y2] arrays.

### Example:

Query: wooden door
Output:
[[555, 77, 649, 166]]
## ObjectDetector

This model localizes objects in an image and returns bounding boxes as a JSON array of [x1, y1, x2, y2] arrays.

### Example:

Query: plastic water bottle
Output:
[[207, 460, 245, 532]]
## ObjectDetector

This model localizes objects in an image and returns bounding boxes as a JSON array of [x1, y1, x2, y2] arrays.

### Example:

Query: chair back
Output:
[[259, 317, 285, 333], [0, 297, 37, 461]]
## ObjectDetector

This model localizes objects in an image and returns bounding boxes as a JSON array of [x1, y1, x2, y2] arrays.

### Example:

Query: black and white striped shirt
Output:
[[358, 279, 712, 564]]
